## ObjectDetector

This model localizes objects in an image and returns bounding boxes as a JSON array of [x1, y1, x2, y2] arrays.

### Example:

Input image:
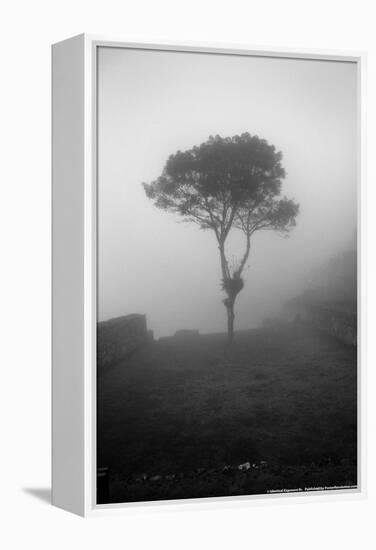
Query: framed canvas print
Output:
[[52, 35, 365, 516]]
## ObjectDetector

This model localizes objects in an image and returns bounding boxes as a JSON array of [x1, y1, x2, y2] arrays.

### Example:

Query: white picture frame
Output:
[[52, 34, 366, 517]]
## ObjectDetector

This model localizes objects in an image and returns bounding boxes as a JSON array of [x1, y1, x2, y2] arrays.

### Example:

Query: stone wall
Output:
[[159, 329, 200, 344], [310, 305, 356, 347], [174, 329, 200, 340], [285, 299, 357, 347], [97, 314, 148, 370], [282, 246, 357, 347]]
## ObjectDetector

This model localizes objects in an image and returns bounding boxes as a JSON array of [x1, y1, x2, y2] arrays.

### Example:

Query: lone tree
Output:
[[143, 133, 299, 343]]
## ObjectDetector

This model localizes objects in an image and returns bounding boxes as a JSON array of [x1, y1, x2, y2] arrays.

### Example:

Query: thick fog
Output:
[[97, 47, 357, 337]]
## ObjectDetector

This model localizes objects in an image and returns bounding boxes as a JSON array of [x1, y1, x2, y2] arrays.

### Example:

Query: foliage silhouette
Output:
[[143, 133, 299, 342]]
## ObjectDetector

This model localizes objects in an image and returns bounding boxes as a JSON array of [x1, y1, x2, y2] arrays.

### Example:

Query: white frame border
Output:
[[57, 34, 367, 517]]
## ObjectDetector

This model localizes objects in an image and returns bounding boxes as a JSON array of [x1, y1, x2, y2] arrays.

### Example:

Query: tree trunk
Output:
[[226, 301, 235, 343]]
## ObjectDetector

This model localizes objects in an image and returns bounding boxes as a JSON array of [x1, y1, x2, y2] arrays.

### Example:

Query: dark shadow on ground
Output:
[[23, 488, 51, 504]]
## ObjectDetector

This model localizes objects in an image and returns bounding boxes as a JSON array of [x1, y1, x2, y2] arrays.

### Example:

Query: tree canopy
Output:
[[144, 134, 297, 239]]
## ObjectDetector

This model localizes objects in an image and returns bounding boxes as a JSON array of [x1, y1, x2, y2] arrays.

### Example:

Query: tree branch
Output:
[[235, 233, 251, 276]]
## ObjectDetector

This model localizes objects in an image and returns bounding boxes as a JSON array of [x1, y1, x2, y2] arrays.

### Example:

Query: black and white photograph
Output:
[[4, 0, 376, 542], [96, 46, 358, 505]]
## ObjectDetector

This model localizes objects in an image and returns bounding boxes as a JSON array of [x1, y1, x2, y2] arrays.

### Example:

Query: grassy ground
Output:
[[97, 323, 357, 504]]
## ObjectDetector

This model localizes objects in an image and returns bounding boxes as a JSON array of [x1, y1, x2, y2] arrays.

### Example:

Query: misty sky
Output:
[[97, 47, 357, 337]]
